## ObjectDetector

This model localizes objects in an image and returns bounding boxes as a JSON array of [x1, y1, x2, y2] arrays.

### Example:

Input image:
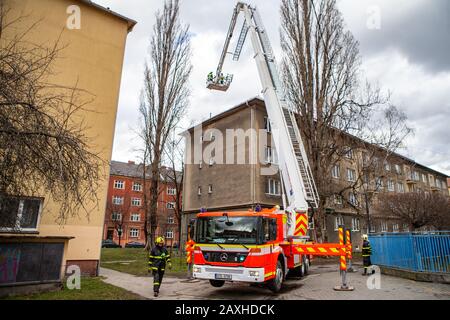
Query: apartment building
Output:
[[0, 0, 134, 295], [104, 161, 181, 247], [182, 98, 449, 247]]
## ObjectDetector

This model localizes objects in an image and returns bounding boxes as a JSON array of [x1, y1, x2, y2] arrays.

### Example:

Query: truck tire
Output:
[[209, 280, 225, 288], [267, 261, 283, 293]]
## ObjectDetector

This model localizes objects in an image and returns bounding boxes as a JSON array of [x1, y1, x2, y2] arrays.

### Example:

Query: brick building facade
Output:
[[104, 161, 181, 247]]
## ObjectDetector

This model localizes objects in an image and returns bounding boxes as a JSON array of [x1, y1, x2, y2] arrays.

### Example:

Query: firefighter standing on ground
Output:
[[148, 236, 172, 297], [362, 234, 373, 275]]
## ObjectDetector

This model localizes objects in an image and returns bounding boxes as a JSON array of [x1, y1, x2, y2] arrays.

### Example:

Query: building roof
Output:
[[110, 160, 182, 182], [77, 0, 137, 32], [187, 97, 449, 179]]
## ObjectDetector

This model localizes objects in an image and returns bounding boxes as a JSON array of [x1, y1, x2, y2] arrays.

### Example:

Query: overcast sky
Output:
[[95, 0, 450, 176]]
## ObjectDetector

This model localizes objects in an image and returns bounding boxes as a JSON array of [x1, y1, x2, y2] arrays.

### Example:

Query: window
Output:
[[347, 169, 356, 182], [265, 146, 278, 164], [344, 147, 353, 159], [129, 228, 139, 238], [370, 224, 376, 233], [113, 180, 125, 189], [334, 194, 343, 205], [375, 177, 383, 189], [198, 186, 202, 196], [208, 184, 213, 194], [412, 171, 420, 181], [264, 117, 271, 133], [132, 182, 142, 192], [112, 196, 124, 205], [167, 187, 176, 195], [403, 224, 409, 232], [395, 164, 402, 174], [349, 193, 358, 206], [167, 202, 175, 209], [351, 218, 360, 232], [436, 179, 442, 189], [384, 162, 391, 171], [393, 224, 399, 232], [131, 198, 141, 207], [387, 180, 395, 192], [332, 165, 340, 179], [397, 182, 404, 193], [381, 222, 388, 233], [112, 212, 122, 221], [0, 197, 42, 231], [167, 216, 175, 224], [334, 216, 344, 231], [422, 174, 427, 184], [165, 230, 174, 239], [262, 218, 277, 241], [130, 213, 140, 222], [266, 179, 281, 196]]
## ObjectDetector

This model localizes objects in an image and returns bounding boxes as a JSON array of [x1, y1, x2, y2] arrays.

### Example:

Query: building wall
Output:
[[104, 169, 181, 247], [182, 99, 449, 246], [2, 0, 132, 276]]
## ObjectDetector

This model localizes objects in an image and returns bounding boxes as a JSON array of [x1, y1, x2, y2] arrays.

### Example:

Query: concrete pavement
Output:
[[99, 264, 450, 300]]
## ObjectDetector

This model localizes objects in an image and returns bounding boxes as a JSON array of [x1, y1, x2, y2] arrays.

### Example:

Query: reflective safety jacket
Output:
[[149, 245, 171, 271], [362, 240, 372, 257]]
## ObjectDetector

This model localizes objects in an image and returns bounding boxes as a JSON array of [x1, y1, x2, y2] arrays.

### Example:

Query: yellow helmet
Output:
[[155, 236, 165, 245], [362, 234, 368, 241]]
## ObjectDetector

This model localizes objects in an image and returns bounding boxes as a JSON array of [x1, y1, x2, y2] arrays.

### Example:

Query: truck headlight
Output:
[[193, 266, 201, 273], [249, 271, 259, 277]]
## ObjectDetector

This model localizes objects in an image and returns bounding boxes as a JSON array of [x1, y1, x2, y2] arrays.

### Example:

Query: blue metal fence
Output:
[[369, 232, 450, 273]]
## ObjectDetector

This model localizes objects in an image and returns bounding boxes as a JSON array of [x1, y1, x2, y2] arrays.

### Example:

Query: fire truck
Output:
[[191, 2, 350, 292]]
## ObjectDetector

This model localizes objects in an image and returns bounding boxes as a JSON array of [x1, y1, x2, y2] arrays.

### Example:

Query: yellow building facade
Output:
[[0, 0, 135, 293]]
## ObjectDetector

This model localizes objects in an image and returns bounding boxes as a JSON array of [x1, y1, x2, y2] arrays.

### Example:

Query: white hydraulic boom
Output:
[[207, 2, 319, 236]]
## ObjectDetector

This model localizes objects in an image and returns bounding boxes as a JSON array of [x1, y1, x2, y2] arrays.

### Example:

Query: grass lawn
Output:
[[101, 248, 187, 277], [5, 277, 144, 300]]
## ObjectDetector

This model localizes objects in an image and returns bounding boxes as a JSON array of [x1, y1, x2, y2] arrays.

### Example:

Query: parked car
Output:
[[102, 239, 121, 248], [125, 241, 145, 248]]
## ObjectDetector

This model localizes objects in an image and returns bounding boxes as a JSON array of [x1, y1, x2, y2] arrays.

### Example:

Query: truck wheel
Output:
[[268, 261, 283, 293], [209, 280, 225, 288]]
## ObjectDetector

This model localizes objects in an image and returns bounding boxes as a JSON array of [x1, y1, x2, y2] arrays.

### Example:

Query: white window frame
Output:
[[166, 202, 175, 210], [403, 224, 409, 232], [264, 116, 272, 133], [167, 216, 175, 224], [112, 196, 124, 205], [397, 182, 404, 193], [393, 224, 399, 233], [384, 162, 391, 171], [387, 180, 395, 192], [132, 182, 142, 192], [370, 224, 376, 233], [334, 216, 344, 231], [130, 213, 140, 222], [345, 147, 353, 159], [332, 165, 340, 179], [266, 179, 281, 196], [347, 169, 356, 182], [129, 228, 139, 238], [0, 197, 43, 232], [395, 164, 402, 174], [376, 177, 383, 189], [334, 194, 343, 205], [265, 146, 278, 164], [112, 212, 122, 222], [421, 174, 427, 184], [198, 186, 202, 196], [167, 187, 176, 195], [351, 218, 360, 232], [381, 222, 388, 233], [165, 230, 174, 239], [349, 193, 358, 206], [113, 180, 125, 190], [208, 184, 213, 194], [131, 198, 142, 207]]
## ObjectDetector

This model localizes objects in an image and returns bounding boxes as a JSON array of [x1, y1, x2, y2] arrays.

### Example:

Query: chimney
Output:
[[128, 160, 135, 165]]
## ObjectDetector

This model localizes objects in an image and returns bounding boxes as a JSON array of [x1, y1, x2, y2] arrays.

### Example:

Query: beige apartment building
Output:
[[182, 97, 449, 246], [0, 0, 135, 295]]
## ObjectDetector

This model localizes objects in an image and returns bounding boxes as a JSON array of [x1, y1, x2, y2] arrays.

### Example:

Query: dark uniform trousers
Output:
[[149, 245, 171, 293], [362, 240, 372, 274]]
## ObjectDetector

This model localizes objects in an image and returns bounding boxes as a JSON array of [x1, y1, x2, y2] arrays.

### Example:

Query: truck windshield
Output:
[[196, 216, 259, 244]]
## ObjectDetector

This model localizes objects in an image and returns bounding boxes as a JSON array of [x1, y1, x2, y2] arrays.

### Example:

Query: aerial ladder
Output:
[[195, 2, 353, 292]]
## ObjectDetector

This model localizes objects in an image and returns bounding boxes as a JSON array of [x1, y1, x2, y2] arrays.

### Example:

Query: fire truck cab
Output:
[[192, 208, 310, 292]]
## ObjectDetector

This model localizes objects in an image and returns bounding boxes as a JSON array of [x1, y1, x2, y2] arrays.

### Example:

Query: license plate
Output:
[[215, 273, 232, 280]]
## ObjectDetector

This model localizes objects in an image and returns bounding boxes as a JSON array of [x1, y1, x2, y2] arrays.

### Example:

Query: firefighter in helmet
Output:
[[362, 234, 373, 275], [148, 236, 172, 297]]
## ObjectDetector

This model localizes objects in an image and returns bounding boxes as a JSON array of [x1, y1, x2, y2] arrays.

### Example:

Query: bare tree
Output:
[[0, 2, 102, 226], [280, 0, 412, 241], [138, 0, 192, 248], [377, 192, 450, 231], [162, 135, 184, 250], [106, 198, 132, 247]]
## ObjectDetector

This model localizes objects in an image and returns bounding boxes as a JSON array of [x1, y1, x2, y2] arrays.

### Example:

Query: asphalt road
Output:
[[100, 264, 450, 300]]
